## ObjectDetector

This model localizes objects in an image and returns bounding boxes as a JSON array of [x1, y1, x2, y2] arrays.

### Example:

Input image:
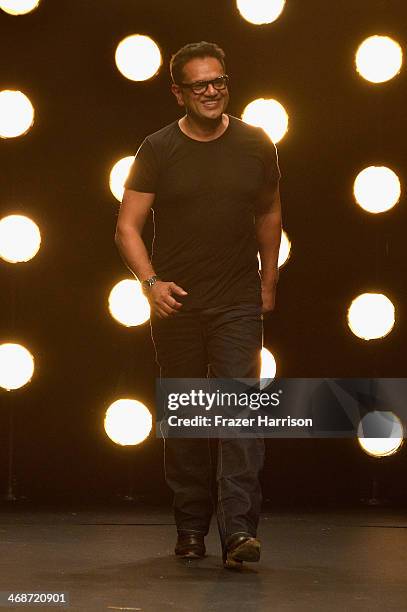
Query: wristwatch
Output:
[[141, 275, 160, 292]]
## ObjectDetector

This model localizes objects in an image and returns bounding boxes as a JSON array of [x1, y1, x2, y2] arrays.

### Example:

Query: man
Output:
[[115, 41, 282, 569]]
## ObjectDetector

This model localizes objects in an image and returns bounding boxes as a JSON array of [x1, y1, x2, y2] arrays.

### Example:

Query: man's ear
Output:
[[171, 83, 184, 107]]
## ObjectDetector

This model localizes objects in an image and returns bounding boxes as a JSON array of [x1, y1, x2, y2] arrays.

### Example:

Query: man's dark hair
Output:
[[170, 41, 226, 85]]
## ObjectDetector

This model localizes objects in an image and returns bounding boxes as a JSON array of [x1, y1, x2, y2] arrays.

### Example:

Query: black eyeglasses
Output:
[[179, 75, 229, 95]]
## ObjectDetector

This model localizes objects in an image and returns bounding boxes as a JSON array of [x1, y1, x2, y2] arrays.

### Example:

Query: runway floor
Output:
[[0, 504, 406, 611]]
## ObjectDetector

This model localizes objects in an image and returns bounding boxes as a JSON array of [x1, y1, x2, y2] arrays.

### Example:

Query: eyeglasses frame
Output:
[[178, 74, 229, 95]]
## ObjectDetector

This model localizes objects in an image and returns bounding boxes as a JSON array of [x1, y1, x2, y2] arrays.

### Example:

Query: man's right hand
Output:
[[148, 281, 188, 318]]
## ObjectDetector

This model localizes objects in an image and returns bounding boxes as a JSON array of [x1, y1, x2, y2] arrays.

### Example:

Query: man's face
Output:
[[172, 56, 229, 122]]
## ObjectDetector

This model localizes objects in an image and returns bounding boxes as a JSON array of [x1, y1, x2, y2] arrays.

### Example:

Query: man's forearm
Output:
[[115, 228, 156, 282], [255, 210, 282, 287]]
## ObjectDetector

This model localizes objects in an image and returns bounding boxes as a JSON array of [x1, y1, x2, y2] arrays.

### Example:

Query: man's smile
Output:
[[202, 99, 221, 107]]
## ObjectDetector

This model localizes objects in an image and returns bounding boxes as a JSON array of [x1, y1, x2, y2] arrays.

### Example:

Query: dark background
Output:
[[0, 0, 405, 506]]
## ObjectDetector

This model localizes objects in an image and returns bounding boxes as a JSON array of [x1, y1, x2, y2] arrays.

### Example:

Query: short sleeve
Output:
[[124, 138, 158, 193], [259, 129, 281, 188]]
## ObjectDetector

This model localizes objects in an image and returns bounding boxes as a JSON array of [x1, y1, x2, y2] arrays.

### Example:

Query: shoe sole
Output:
[[228, 538, 261, 562], [223, 557, 243, 570], [175, 551, 205, 559]]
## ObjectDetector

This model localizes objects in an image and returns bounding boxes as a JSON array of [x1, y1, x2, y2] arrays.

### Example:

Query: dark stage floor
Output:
[[0, 505, 406, 611]]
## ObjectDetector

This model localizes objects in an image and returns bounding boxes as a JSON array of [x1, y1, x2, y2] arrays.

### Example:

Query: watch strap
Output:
[[142, 275, 160, 290]]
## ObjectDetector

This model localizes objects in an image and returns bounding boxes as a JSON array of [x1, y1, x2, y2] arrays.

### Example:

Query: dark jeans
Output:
[[150, 302, 265, 551]]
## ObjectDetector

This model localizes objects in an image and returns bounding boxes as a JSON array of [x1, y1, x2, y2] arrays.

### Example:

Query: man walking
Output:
[[115, 41, 281, 569]]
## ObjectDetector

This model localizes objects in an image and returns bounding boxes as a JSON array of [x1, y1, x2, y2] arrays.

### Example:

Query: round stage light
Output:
[[109, 156, 135, 202], [278, 230, 291, 268], [236, 0, 286, 25], [260, 347, 277, 389], [0, 215, 41, 263], [108, 279, 150, 327], [104, 399, 152, 446], [0, 90, 34, 138], [0, 0, 40, 15], [347, 293, 395, 341], [357, 411, 404, 457], [355, 35, 403, 83], [258, 229, 291, 271], [242, 98, 288, 143], [0, 342, 35, 391], [353, 166, 401, 214], [115, 34, 162, 81]]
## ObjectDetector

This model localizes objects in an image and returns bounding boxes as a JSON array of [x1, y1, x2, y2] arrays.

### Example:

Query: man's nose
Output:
[[205, 83, 218, 95]]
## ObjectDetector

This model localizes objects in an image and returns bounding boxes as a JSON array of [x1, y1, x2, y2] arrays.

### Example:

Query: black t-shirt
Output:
[[124, 114, 281, 310]]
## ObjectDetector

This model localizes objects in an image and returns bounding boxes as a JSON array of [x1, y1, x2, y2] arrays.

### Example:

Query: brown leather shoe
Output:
[[175, 532, 206, 559], [223, 533, 261, 569]]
